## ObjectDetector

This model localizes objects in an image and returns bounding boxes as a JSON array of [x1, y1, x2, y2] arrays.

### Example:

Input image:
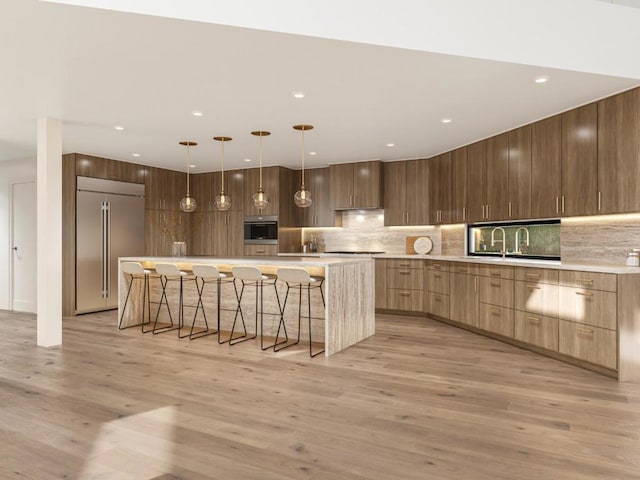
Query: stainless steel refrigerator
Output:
[[76, 176, 145, 313]]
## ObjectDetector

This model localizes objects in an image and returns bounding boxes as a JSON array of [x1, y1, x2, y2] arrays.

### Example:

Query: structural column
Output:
[[37, 118, 62, 346]]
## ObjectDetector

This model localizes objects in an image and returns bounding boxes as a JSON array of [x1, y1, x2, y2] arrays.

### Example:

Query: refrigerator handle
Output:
[[106, 201, 111, 298], [102, 201, 109, 298]]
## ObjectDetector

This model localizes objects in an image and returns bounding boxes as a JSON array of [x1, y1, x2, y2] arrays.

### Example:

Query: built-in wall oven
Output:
[[244, 215, 278, 244]]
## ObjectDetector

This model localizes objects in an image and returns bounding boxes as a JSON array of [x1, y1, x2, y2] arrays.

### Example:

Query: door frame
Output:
[[9, 177, 36, 311]]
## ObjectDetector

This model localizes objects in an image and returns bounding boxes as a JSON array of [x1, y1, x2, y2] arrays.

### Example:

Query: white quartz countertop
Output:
[[278, 253, 640, 274], [120, 255, 372, 267]]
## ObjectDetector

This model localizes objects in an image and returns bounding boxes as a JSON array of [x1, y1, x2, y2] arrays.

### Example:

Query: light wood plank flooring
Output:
[[2, 310, 640, 479]]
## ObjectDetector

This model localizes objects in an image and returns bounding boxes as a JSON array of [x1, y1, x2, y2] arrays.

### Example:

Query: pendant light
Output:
[[214, 136, 232, 211], [179, 141, 197, 213], [293, 124, 313, 208], [251, 130, 271, 209]]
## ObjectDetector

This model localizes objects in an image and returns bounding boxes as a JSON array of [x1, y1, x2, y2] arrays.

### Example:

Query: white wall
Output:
[[0, 157, 37, 310]]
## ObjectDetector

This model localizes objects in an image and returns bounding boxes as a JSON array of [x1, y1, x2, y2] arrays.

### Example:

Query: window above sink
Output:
[[467, 219, 560, 261]]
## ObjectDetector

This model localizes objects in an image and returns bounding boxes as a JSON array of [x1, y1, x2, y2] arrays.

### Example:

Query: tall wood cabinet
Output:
[[450, 147, 468, 223], [428, 153, 451, 224], [485, 133, 510, 221], [531, 115, 562, 218], [244, 166, 279, 216], [330, 161, 383, 209], [507, 125, 532, 219], [383, 159, 429, 226], [598, 88, 640, 214], [298, 167, 335, 227], [466, 140, 488, 222]]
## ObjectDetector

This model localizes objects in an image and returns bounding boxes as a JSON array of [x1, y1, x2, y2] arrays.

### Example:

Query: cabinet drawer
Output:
[[478, 303, 514, 338], [515, 267, 559, 284], [426, 260, 450, 272], [388, 289, 424, 312], [514, 281, 559, 317], [559, 320, 617, 370], [451, 262, 480, 275], [427, 292, 450, 318], [387, 268, 424, 290], [478, 265, 514, 280], [479, 277, 514, 308], [387, 259, 425, 269], [559, 271, 617, 292], [558, 286, 617, 330], [427, 270, 450, 295], [514, 311, 559, 351], [244, 244, 278, 256]]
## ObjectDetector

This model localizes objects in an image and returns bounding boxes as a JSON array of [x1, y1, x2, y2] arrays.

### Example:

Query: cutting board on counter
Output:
[[405, 236, 433, 254]]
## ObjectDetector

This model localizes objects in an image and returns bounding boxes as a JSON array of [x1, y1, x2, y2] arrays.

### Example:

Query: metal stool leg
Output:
[[189, 277, 218, 340], [152, 276, 179, 334], [230, 280, 259, 345], [274, 282, 302, 352], [261, 281, 288, 350]]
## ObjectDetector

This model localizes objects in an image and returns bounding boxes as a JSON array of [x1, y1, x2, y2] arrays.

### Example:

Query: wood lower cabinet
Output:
[[479, 277, 514, 309], [425, 260, 450, 317], [449, 267, 478, 327], [514, 312, 559, 351], [375, 259, 388, 309], [330, 161, 383, 210], [559, 320, 617, 370], [558, 286, 617, 331], [384, 258, 425, 313], [478, 303, 514, 338], [244, 244, 278, 256]]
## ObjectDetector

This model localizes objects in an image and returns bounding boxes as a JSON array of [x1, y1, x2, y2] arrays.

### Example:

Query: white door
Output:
[[11, 180, 37, 313]]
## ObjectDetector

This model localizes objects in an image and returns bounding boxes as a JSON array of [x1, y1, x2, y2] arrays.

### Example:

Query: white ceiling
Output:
[[1, 0, 639, 172]]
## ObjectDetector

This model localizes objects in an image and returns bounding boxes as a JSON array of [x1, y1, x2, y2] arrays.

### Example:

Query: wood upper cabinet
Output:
[[485, 133, 510, 221], [330, 161, 383, 209], [225, 169, 245, 212], [383, 159, 429, 226], [299, 167, 335, 227], [531, 115, 562, 219], [145, 167, 185, 211], [562, 104, 598, 216], [598, 88, 640, 214], [508, 125, 532, 219], [75, 154, 145, 184], [466, 140, 487, 222], [429, 153, 451, 224], [190, 172, 215, 211], [450, 147, 468, 223], [191, 210, 243, 256], [244, 166, 279, 216]]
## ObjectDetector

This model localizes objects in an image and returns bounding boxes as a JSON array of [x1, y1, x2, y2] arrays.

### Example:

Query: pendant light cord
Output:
[[301, 128, 306, 186], [221, 140, 225, 192], [259, 134, 263, 189], [186, 143, 190, 196]]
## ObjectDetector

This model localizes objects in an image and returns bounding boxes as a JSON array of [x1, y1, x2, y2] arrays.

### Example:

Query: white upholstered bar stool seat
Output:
[[119, 262, 156, 330], [229, 265, 283, 349], [151, 262, 195, 336], [275, 267, 325, 357], [190, 265, 234, 342]]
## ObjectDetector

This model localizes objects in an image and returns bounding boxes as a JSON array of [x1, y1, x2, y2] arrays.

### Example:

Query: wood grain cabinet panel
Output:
[[598, 88, 640, 214], [429, 153, 451, 224], [478, 265, 514, 280], [558, 271, 617, 292], [299, 167, 334, 227], [330, 161, 383, 210], [329, 163, 354, 209], [515, 281, 559, 318], [531, 115, 562, 218], [244, 244, 278, 256], [375, 259, 388, 309], [383, 161, 406, 226], [426, 260, 451, 272], [558, 286, 617, 330], [478, 303, 514, 338], [387, 289, 423, 312], [514, 312, 559, 351], [427, 292, 450, 318], [479, 277, 514, 309], [466, 140, 487, 222], [561, 104, 598, 216], [485, 133, 510, 221], [508, 125, 532, 219], [244, 167, 279, 216], [449, 272, 478, 327], [451, 147, 468, 223], [388, 259, 425, 269], [559, 320, 617, 370], [387, 268, 425, 290], [426, 270, 450, 295], [405, 159, 430, 226], [515, 267, 559, 284]]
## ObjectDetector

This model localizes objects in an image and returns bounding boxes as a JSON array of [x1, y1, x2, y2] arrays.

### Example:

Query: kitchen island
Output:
[[118, 256, 375, 356]]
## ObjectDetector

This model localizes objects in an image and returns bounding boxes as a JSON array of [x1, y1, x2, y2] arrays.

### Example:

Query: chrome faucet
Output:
[[490, 227, 506, 258], [514, 227, 530, 254]]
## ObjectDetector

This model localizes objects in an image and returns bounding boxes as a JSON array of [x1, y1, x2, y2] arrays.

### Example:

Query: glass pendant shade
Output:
[[179, 140, 197, 213], [294, 185, 312, 208], [251, 130, 271, 209], [293, 124, 314, 208], [213, 136, 232, 211]]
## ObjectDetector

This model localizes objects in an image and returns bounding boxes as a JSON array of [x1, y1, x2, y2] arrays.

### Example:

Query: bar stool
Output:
[[229, 265, 286, 349], [151, 263, 196, 337], [274, 267, 325, 357], [190, 264, 235, 342], [119, 262, 156, 330]]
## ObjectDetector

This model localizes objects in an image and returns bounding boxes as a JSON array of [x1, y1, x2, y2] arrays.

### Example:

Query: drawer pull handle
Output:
[[433, 265, 442, 270], [575, 291, 594, 297], [491, 309, 501, 316], [525, 273, 541, 279], [490, 272, 502, 277], [526, 316, 541, 324], [576, 327, 594, 335], [433, 273, 442, 278], [256, 250, 265, 253], [576, 278, 594, 284], [526, 284, 541, 290], [434, 296, 442, 302], [399, 292, 411, 296], [399, 263, 410, 267], [490, 282, 501, 287], [399, 271, 411, 275]]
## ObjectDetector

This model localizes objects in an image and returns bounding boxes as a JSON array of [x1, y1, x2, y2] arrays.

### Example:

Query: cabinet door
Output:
[[531, 116, 562, 218], [226, 169, 245, 212], [466, 141, 487, 222], [451, 147, 468, 223], [559, 320, 617, 369], [383, 161, 407, 226], [75, 154, 107, 179], [485, 133, 510, 221], [244, 167, 278, 216], [191, 173, 215, 211], [449, 273, 478, 327], [478, 303, 515, 338], [406, 159, 430, 225], [375, 259, 388, 309], [562, 104, 598, 216], [190, 212, 211, 255], [210, 212, 230, 256], [598, 88, 640, 214], [310, 167, 334, 227], [244, 244, 278, 256], [165, 170, 186, 212], [429, 153, 452, 224], [353, 161, 383, 208], [508, 125, 532, 219], [105, 158, 145, 183], [330, 163, 354, 209], [144, 166, 162, 209], [514, 312, 559, 351]]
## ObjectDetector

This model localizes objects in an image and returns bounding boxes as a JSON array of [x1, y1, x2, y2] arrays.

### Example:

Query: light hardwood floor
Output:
[[2, 310, 640, 480]]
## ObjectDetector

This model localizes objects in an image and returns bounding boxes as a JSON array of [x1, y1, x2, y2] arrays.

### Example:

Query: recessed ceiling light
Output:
[[292, 92, 305, 99], [244, 158, 252, 162], [131, 153, 140, 157], [386, 143, 395, 147], [441, 118, 453, 124], [114, 125, 124, 131], [309, 151, 317, 156], [191, 110, 204, 117], [190, 164, 196, 168], [534, 76, 550, 84]]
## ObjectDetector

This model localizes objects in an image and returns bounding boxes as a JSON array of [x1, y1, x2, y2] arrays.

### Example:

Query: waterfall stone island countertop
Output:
[[118, 256, 375, 356]]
